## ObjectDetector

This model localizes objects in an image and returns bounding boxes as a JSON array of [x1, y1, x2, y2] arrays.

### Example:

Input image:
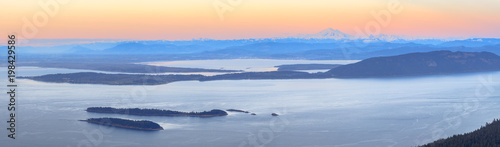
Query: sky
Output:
[[2, 0, 500, 40]]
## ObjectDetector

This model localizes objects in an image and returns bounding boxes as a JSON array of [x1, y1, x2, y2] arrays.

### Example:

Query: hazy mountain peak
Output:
[[317, 28, 350, 37], [284, 28, 464, 42], [292, 28, 353, 40], [319, 28, 342, 34]]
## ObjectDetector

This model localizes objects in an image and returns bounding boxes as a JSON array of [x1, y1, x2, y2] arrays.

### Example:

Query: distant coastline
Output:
[[20, 51, 500, 85]]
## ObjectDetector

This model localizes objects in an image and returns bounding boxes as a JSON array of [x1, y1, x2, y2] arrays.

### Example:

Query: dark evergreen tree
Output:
[[421, 119, 500, 147]]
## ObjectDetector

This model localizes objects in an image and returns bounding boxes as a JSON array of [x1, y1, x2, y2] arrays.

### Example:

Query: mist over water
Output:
[[1, 60, 499, 147]]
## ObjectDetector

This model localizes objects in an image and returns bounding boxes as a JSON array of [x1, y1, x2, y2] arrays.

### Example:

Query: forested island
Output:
[[23, 72, 205, 85], [80, 118, 163, 131], [86, 107, 228, 117], [21, 51, 500, 85], [20, 71, 321, 85], [23, 62, 240, 73], [420, 119, 500, 147], [200, 71, 323, 81]]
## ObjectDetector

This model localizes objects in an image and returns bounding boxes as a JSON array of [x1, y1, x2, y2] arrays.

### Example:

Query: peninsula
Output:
[[275, 64, 342, 71]]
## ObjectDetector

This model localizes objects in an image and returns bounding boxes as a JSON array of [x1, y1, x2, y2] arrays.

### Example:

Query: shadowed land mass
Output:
[[20, 51, 500, 85]]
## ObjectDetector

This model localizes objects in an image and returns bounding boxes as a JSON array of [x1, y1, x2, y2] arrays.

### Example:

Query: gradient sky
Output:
[[2, 0, 500, 40]]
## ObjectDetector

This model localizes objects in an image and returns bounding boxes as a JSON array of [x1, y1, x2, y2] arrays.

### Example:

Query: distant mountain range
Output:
[[284, 28, 448, 42], [11, 28, 500, 63]]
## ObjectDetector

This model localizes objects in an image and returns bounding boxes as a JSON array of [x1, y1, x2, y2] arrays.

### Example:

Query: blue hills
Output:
[[16, 28, 500, 60]]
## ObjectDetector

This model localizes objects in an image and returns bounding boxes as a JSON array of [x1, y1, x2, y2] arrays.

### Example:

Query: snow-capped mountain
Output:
[[291, 28, 355, 40], [287, 28, 457, 42]]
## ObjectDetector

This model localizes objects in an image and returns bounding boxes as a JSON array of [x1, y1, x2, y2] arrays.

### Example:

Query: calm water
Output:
[[1, 60, 500, 147], [141, 59, 359, 72]]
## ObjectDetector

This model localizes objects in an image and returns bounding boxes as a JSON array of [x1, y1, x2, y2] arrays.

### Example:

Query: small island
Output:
[[226, 109, 249, 113], [80, 118, 163, 131], [86, 107, 228, 117]]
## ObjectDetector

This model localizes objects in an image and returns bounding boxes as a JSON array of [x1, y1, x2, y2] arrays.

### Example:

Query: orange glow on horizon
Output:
[[1, 0, 499, 40]]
